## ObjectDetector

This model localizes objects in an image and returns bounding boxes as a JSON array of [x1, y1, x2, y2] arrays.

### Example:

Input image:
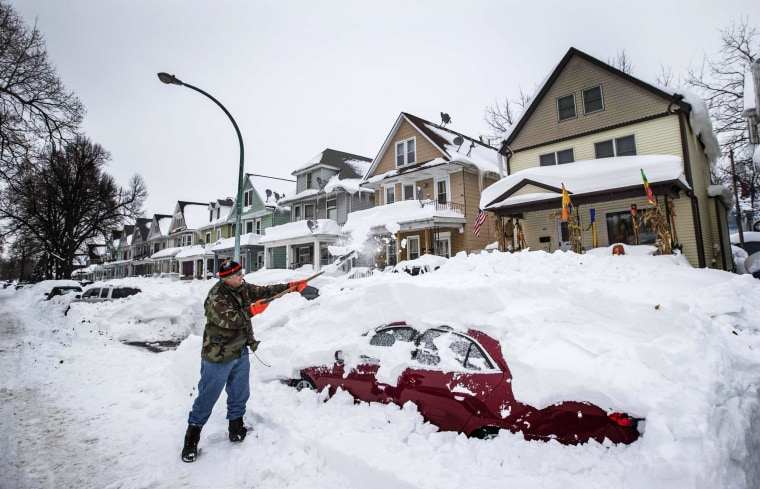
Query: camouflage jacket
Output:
[[201, 280, 290, 363]]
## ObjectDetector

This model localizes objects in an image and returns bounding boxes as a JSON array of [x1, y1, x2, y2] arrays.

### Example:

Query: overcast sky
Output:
[[12, 0, 760, 217]]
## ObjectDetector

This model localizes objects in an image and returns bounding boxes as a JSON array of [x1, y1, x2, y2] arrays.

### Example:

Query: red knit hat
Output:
[[219, 260, 242, 277]]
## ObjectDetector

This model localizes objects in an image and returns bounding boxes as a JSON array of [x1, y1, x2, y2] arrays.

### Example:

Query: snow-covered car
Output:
[[290, 322, 643, 445], [730, 231, 760, 277], [65, 285, 142, 315], [392, 255, 448, 276], [45, 284, 83, 300]]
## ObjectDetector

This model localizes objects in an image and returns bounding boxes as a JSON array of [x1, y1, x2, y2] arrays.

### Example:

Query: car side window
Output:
[[449, 337, 493, 371], [111, 288, 125, 299], [414, 329, 444, 366], [82, 288, 100, 299], [369, 326, 418, 347], [100, 288, 110, 298]]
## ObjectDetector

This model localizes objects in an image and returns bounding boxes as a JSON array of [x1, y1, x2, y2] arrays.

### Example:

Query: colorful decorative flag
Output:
[[473, 209, 487, 236], [561, 183, 571, 221], [641, 169, 656, 205]]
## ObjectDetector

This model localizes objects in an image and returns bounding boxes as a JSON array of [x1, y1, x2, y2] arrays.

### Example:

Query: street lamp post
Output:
[[157, 72, 245, 263]]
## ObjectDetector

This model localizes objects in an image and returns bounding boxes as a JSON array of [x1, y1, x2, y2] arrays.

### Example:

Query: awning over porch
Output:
[[342, 199, 466, 241], [480, 155, 691, 215], [211, 233, 262, 254], [150, 247, 182, 260], [175, 244, 215, 261], [259, 219, 342, 247]]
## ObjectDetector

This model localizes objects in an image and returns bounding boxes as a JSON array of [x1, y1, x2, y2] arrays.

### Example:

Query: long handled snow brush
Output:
[[249, 250, 356, 316]]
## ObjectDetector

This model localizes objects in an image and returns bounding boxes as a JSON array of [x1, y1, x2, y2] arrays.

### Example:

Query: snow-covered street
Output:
[[2, 248, 760, 488]]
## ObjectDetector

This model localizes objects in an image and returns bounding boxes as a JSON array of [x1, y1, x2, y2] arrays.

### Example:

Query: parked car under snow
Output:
[[289, 322, 643, 445]]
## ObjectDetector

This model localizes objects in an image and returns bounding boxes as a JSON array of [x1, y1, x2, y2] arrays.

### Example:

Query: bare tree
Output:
[[0, 136, 147, 278], [483, 87, 531, 143], [685, 17, 758, 229], [0, 0, 83, 177], [608, 49, 634, 75]]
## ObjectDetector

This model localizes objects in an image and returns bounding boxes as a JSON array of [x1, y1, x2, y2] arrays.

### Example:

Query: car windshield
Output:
[[82, 288, 100, 299]]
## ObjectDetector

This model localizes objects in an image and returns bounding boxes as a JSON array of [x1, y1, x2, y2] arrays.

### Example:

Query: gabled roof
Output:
[[364, 112, 501, 182], [247, 174, 295, 207], [174, 201, 209, 230], [133, 218, 152, 242], [501, 47, 720, 164], [150, 214, 173, 238], [291, 148, 372, 178]]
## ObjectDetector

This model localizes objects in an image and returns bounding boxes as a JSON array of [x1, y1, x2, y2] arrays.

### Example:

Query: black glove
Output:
[[248, 339, 260, 353]]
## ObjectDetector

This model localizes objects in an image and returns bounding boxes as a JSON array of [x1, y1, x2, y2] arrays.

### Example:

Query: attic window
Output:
[[557, 94, 577, 121], [583, 86, 604, 114], [244, 190, 253, 207], [396, 138, 416, 167]]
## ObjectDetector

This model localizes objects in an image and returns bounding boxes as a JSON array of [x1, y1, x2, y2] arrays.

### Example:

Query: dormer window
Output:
[[557, 94, 576, 121], [306, 172, 313, 189], [243, 189, 253, 207], [583, 86, 604, 114], [396, 138, 416, 167]]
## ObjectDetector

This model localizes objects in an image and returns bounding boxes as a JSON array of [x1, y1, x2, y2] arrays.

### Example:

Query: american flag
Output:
[[473, 209, 487, 236]]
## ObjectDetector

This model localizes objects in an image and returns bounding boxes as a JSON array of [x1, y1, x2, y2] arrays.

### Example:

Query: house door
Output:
[[257, 251, 264, 270], [557, 219, 571, 251]]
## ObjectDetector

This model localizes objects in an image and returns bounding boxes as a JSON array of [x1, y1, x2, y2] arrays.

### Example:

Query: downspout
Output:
[[676, 107, 706, 268]]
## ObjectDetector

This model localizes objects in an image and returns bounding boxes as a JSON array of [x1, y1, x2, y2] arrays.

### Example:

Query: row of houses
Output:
[[76, 47, 736, 281]]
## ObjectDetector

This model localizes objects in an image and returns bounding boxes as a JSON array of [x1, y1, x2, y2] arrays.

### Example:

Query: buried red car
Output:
[[291, 322, 643, 444]]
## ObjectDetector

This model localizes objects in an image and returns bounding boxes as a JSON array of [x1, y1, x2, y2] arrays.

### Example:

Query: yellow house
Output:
[[481, 47, 733, 270]]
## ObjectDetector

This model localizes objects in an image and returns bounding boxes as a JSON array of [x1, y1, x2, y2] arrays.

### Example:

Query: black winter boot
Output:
[[181, 425, 202, 462], [229, 417, 247, 442]]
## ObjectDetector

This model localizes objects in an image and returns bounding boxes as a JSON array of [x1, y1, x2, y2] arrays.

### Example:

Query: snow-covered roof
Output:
[[259, 219, 342, 244], [481, 155, 690, 211], [156, 217, 172, 236], [341, 199, 465, 246], [364, 113, 501, 184], [181, 203, 210, 229], [175, 244, 214, 259], [211, 232, 262, 251], [248, 174, 295, 207], [150, 247, 182, 259]]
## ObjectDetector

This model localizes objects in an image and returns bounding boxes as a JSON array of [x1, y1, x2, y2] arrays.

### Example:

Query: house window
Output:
[[327, 198, 337, 220], [606, 210, 656, 246], [294, 205, 301, 221], [243, 189, 253, 207], [407, 236, 420, 260], [539, 148, 574, 166], [154, 243, 160, 253], [184, 234, 193, 246], [306, 172, 313, 189], [255, 219, 261, 234], [403, 184, 415, 200], [246, 221, 253, 233], [582, 86, 604, 114], [385, 186, 395, 204], [304, 204, 314, 220], [557, 94, 576, 121], [395, 138, 416, 167], [435, 231, 451, 258], [216, 229, 221, 240], [435, 179, 448, 204], [205, 232, 211, 244], [594, 135, 637, 158]]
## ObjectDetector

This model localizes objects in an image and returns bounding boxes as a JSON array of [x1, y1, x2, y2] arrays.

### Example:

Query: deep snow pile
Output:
[[2, 248, 760, 489]]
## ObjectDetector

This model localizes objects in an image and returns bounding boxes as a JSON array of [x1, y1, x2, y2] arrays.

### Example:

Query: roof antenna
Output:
[[467, 140, 475, 157], [440, 112, 451, 126]]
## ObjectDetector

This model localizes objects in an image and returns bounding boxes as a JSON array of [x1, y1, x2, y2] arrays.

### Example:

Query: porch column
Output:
[[314, 239, 321, 271], [285, 244, 292, 269]]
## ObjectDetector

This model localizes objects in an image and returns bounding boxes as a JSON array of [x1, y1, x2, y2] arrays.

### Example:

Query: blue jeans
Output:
[[188, 349, 250, 426]]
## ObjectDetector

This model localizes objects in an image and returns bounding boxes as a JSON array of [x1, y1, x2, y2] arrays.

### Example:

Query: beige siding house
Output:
[[354, 112, 501, 268], [481, 47, 733, 270]]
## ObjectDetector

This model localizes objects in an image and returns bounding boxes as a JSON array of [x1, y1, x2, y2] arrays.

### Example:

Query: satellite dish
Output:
[[316, 177, 323, 186], [441, 112, 451, 126], [307, 220, 319, 233], [265, 189, 272, 198], [453, 136, 464, 146], [274, 192, 281, 201]]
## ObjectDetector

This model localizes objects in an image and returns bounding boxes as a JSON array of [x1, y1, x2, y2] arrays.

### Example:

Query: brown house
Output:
[[481, 47, 733, 270], [350, 112, 502, 267]]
